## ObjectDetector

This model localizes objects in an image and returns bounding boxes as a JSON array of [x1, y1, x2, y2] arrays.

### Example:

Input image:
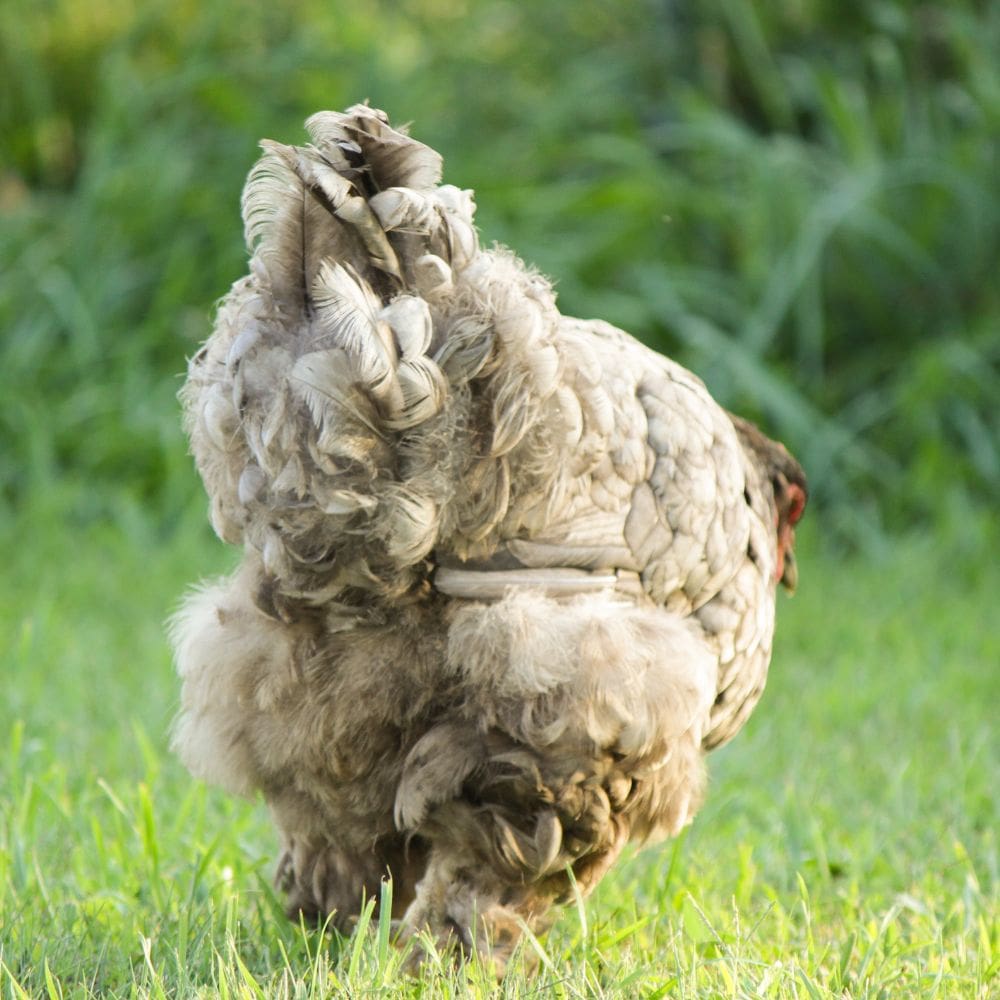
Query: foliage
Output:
[[0, 0, 997, 532]]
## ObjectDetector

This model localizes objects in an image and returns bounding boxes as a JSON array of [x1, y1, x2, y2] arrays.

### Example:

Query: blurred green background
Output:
[[1, 0, 997, 541]]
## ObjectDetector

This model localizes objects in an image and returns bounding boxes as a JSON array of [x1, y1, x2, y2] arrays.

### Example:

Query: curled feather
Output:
[[380, 295, 433, 358], [412, 254, 453, 299], [338, 107, 443, 190], [311, 263, 404, 414], [383, 487, 438, 563], [390, 356, 448, 430], [369, 187, 438, 233]]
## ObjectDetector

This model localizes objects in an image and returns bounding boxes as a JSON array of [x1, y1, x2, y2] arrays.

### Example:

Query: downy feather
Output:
[[174, 105, 807, 977]]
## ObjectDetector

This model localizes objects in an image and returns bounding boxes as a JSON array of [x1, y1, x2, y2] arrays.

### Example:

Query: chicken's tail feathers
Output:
[[182, 105, 565, 614], [241, 106, 473, 320]]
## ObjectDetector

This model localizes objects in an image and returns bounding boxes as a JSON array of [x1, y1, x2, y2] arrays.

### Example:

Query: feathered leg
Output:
[[399, 847, 544, 977], [270, 790, 426, 928], [400, 805, 632, 977], [392, 591, 717, 976]]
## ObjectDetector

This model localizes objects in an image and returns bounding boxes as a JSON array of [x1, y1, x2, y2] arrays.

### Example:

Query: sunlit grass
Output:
[[1, 507, 996, 997]]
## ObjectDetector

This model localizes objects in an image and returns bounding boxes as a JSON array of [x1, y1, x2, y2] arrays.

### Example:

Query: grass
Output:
[[1, 507, 996, 997]]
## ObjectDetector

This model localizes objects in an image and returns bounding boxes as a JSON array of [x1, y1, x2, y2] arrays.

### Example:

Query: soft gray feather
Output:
[[173, 104, 807, 977]]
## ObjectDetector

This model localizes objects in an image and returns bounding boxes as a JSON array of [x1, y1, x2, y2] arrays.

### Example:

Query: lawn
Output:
[[1, 505, 996, 997]]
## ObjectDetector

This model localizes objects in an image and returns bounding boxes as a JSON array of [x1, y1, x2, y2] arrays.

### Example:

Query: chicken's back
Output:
[[172, 104, 805, 973]]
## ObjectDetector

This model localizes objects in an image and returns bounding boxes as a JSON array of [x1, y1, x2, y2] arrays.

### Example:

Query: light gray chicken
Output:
[[172, 104, 807, 974]]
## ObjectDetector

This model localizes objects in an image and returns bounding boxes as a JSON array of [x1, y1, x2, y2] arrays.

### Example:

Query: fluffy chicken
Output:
[[172, 105, 807, 973]]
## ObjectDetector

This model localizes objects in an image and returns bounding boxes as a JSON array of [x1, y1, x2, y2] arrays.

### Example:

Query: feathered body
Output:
[[172, 105, 806, 972]]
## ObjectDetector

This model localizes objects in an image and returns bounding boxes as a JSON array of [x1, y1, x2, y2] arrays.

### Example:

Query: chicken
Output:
[[171, 104, 807, 975]]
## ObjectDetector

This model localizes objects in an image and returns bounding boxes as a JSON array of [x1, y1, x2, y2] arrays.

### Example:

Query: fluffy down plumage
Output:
[[172, 105, 807, 975]]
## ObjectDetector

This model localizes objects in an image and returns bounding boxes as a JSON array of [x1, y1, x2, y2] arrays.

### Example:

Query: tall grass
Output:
[[1, 521, 996, 997], [1, 0, 997, 534]]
